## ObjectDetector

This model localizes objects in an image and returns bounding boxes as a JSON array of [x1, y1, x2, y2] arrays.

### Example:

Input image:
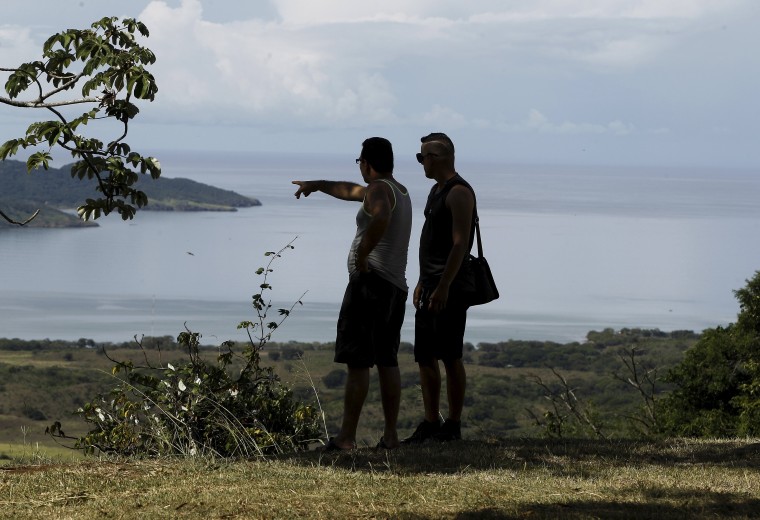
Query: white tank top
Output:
[[347, 179, 412, 291]]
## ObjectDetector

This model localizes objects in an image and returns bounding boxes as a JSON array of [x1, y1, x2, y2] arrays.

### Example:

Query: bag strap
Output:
[[474, 213, 484, 259], [440, 175, 484, 258]]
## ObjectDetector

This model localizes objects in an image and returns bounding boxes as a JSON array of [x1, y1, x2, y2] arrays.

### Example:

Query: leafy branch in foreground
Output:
[[1, 16, 160, 223], [47, 240, 322, 457]]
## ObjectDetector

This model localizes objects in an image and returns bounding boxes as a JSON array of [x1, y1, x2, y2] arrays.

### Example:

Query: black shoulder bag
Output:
[[458, 212, 500, 306]]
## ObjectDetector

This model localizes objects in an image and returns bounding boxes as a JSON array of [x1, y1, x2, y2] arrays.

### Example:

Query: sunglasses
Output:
[[416, 152, 439, 164], [355, 157, 363, 164]]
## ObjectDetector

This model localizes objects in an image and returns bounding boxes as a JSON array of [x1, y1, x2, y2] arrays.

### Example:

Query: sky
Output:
[[1, 0, 759, 167]]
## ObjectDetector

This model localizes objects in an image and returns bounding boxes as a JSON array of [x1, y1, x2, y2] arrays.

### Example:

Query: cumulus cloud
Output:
[[522, 109, 635, 135], [133, 0, 751, 127], [137, 0, 403, 126]]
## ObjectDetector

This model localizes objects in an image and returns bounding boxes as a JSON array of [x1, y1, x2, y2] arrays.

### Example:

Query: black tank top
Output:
[[418, 174, 476, 288]]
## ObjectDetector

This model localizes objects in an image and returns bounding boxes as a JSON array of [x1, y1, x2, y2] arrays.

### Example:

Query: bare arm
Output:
[[353, 181, 393, 272], [292, 180, 366, 201], [427, 185, 474, 312]]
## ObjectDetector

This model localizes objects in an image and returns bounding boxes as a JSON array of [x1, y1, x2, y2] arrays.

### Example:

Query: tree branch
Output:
[[0, 96, 100, 108], [0, 207, 40, 226]]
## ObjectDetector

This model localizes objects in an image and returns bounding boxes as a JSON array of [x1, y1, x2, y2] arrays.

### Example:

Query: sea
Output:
[[1, 150, 759, 346]]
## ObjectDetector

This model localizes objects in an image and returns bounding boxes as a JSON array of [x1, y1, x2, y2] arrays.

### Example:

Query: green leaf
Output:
[[26, 151, 52, 171], [0, 139, 21, 160], [144, 157, 161, 179]]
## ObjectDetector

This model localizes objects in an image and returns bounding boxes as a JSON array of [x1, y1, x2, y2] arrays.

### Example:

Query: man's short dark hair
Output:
[[361, 137, 394, 173], [421, 132, 455, 156]]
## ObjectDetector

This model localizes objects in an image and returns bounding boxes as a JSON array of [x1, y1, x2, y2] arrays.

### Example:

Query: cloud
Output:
[[271, 0, 745, 25], [522, 109, 635, 135], [138, 0, 401, 126], [128, 0, 747, 143], [4, 0, 755, 166], [419, 105, 469, 128], [0, 26, 39, 71]]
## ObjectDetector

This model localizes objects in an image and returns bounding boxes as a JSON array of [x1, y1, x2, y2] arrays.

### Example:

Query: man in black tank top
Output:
[[403, 132, 475, 444]]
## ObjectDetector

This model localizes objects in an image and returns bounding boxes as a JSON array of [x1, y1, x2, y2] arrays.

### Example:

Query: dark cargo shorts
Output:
[[335, 270, 407, 368], [414, 286, 468, 363]]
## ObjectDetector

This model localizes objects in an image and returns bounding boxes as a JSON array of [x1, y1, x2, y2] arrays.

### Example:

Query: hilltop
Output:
[[0, 159, 260, 228], [2, 439, 758, 518]]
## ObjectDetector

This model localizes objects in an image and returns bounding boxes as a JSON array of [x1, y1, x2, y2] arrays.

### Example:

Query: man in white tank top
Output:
[[292, 137, 412, 451]]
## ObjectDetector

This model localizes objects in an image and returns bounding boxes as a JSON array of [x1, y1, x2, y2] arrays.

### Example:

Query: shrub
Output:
[[48, 241, 322, 457], [281, 347, 304, 360], [322, 369, 346, 389]]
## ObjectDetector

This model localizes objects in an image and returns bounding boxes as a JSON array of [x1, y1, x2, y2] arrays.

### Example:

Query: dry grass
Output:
[[0, 441, 84, 467], [1, 438, 758, 519]]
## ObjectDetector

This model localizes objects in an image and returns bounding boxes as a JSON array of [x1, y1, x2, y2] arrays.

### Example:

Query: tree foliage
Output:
[[661, 271, 760, 436], [0, 17, 160, 223]]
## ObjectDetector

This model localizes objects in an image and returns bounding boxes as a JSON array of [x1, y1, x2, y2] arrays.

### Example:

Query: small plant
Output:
[[47, 240, 322, 457], [526, 367, 608, 440], [612, 346, 661, 436]]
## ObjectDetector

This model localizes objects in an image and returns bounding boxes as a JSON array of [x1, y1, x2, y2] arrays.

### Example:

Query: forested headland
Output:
[[0, 159, 260, 228]]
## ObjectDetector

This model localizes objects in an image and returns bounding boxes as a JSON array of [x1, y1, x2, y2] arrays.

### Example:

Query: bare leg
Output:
[[377, 365, 401, 447], [418, 358, 441, 423], [334, 365, 369, 449], [442, 358, 466, 421]]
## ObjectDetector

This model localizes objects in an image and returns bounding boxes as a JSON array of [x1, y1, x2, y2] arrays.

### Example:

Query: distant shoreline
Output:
[[0, 158, 260, 228]]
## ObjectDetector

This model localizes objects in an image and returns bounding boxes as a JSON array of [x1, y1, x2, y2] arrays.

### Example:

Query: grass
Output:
[[1, 438, 758, 519], [0, 441, 84, 467]]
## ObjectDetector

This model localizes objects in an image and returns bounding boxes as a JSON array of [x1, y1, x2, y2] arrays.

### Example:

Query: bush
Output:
[[322, 369, 346, 389], [281, 347, 304, 360], [48, 241, 322, 457], [23, 407, 47, 421]]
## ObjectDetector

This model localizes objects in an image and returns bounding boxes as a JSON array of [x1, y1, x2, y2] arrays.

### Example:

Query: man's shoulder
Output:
[[447, 181, 475, 201], [366, 179, 393, 197]]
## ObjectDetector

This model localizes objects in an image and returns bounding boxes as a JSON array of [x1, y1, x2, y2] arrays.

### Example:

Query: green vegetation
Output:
[[661, 270, 760, 437], [0, 327, 699, 453]]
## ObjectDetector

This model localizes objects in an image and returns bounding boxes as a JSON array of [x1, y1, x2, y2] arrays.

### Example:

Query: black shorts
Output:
[[414, 287, 468, 363], [335, 271, 407, 368]]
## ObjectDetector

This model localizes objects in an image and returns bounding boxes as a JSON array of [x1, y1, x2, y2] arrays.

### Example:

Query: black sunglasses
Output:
[[355, 157, 363, 164], [416, 152, 439, 164]]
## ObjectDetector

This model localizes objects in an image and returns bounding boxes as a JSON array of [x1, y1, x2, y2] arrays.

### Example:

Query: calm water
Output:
[[1, 151, 758, 345]]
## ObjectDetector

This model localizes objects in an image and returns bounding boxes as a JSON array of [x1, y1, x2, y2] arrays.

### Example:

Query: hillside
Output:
[[0, 159, 260, 228], [4, 330, 759, 518], [0, 328, 699, 450]]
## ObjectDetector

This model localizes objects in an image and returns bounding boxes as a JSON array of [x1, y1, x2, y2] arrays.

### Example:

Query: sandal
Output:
[[319, 437, 353, 453], [375, 437, 399, 450]]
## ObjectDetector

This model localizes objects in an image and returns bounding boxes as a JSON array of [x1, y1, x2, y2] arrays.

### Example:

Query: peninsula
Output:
[[0, 159, 260, 228]]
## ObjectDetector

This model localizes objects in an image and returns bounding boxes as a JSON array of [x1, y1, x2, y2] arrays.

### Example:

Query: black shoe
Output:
[[401, 419, 441, 444], [434, 419, 461, 441]]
